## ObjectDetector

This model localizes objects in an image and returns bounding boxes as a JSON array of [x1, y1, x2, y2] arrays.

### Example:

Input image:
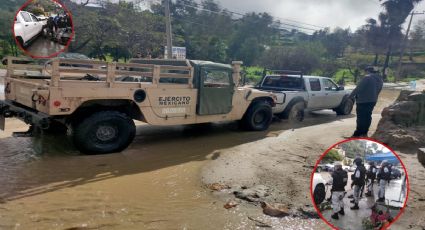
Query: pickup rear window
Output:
[[261, 76, 303, 90]]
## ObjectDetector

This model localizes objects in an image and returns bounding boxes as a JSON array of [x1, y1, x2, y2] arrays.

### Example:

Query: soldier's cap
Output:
[[354, 157, 363, 164]]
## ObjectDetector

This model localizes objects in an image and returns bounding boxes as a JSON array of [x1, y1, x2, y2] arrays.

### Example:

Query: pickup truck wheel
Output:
[[336, 98, 354, 115], [73, 111, 136, 154], [314, 183, 326, 205], [241, 101, 273, 131], [288, 102, 305, 122]]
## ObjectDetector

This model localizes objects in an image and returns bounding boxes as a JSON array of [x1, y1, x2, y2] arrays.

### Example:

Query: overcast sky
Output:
[[215, 0, 425, 32]]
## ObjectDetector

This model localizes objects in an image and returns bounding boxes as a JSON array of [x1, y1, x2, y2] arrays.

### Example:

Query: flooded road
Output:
[[0, 86, 400, 229], [25, 36, 65, 57]]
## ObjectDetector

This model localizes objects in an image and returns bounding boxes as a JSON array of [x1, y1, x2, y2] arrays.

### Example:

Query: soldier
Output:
[[330, 162, 348, 220], [365, 161, 377, 197], [349, 66, 383, 137], [377, 160, 391, 203], [351, 158, 366, 210]]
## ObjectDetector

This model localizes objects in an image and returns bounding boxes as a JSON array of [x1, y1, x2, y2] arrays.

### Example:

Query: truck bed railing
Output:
[[5, 56, 194, 88]]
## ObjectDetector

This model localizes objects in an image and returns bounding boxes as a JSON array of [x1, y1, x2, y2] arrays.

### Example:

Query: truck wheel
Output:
[[314, 183, 326, 205], [336, 98, 354, 115], [288, 101, 305, 122], [241, 101, 273, 131], [73, 111, 136, 154]]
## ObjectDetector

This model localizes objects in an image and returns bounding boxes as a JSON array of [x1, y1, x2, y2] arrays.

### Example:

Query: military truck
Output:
[[0, 57, 276, 154]]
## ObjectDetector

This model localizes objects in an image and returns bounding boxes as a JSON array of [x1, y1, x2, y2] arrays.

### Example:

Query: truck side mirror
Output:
[[338, 86, 345, 91]]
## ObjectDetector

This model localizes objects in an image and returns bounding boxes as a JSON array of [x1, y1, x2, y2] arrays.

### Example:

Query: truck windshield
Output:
[[262, 75, 303, 90]]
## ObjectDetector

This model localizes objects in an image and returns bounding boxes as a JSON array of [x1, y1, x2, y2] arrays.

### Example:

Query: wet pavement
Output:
[[320, 172, 406, 230], [25, 36, 65, 57], [0, 70, 402, 229]]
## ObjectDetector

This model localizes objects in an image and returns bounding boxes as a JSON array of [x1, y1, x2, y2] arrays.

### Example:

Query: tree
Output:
[[323, 149, 344, 163], [340, 140, 367, 158], [259, 42, 326, 74], [228, 12, 275, 65], [410, 19, 425, 56], [312, 27, 351, 58], [379, 0, 423, 80]]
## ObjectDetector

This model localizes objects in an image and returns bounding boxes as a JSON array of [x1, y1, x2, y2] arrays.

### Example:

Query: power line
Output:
[[173, 14, 313, 34], [186, 0, 326, 29], [176, 2, 322, 32]]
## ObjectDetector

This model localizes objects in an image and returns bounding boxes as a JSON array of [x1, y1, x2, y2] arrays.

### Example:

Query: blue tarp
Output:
[[365, 152, 400, 164]]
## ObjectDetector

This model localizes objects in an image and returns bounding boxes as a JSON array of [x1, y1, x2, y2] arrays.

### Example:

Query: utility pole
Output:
[[164, 0, 173, 59], [396, 11, 425, 82]]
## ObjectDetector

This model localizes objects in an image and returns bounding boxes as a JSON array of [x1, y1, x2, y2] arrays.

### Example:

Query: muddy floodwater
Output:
[[0, 88, 400, 229]]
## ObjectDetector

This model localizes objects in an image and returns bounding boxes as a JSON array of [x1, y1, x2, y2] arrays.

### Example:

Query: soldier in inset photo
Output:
[[312, 139, 409, 230]]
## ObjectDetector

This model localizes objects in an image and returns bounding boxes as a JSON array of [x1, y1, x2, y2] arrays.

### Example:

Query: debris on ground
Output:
[[223, 200, 239, 209], [207, 183, 230, 191], [297, 207, 321, 219], [233, 185, 270, 202], [318, 201, 332, 212], [260, 202, 290, 217]]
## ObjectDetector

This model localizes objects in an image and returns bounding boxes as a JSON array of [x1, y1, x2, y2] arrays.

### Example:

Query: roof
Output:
[[266, 74, 329, 79], [365, 152, 399, 164], [189, 60, 232, 70]]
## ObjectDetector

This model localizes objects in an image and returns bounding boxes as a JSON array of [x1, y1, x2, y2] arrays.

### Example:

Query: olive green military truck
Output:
[[0, 57, 276, 154]]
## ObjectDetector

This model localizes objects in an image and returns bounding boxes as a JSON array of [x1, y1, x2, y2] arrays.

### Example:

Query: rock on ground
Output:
[[373, 90, 425, 151]]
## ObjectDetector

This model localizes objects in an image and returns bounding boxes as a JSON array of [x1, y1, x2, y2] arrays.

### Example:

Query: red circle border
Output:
[[11, 0, 75, 59], [309, 137, 410, 230]]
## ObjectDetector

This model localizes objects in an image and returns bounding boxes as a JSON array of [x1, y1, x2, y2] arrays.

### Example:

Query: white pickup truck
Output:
[[14, 11, 44, 47], [256, 72, 354, 121]]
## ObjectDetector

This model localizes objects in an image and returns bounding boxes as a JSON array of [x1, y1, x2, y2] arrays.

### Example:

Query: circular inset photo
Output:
[[311, 139, 409, 230], [13, 0, 74, 58]]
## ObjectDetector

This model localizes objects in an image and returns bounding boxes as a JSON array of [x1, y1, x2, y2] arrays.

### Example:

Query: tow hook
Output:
[[13, 126, 35, 137], [39, 118, 50, 130]]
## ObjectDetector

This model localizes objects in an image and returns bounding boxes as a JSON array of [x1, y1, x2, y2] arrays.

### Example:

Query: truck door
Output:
[[197, 67, 234, 115], [321, 78, 343, 108], [307, 78, 325, 109], [19, 12, 33, 42], [30, 13, 42, 35]]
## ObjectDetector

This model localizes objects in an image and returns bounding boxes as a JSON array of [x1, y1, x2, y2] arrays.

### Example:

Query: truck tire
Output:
[[287, 101, 305, 122], [73, 111, 136, 154], [314, 183, 326, 205], [335, 98, 354, 116], [241, 101, 273, 131]]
